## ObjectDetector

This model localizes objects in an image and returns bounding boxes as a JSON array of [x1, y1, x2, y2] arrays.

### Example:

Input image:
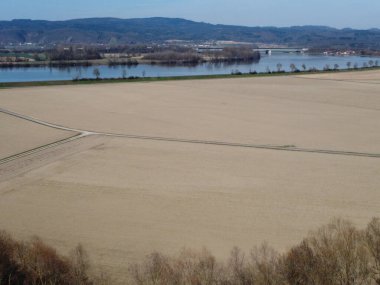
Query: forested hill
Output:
[[1, 17, 380, 48]]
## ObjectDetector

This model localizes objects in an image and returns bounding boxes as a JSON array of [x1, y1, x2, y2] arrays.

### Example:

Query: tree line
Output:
[[47, 47, 101, 61], [1, 217, 380, 284], [143, 46, 261, 64]]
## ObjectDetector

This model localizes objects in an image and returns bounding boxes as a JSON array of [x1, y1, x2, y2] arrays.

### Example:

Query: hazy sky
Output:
[[1, 0, 379, 29]]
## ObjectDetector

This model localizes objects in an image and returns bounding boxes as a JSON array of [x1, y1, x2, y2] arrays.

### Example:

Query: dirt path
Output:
[[1, 107, 379, 161]]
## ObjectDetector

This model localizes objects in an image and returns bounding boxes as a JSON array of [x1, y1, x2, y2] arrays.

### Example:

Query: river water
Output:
[[0, 54, 378, 83]]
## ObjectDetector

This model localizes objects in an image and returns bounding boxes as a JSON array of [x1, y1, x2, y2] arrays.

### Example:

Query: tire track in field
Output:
[[1, 107, 379, 161]]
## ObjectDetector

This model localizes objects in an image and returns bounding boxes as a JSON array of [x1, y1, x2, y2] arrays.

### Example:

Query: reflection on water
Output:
[[0, 54, 378, 83]]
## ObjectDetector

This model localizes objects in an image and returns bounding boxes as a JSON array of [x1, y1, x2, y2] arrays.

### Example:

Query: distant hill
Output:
[[1, 17, 380, 49]]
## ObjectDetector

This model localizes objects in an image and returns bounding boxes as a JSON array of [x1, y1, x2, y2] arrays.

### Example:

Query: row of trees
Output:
[[85, 58, 380, 80], [346, 60, 379, 69], [208, 46, 261, 62], [143, 46, 261, 64], [1, 217, 380, 284], [47, 47, 101, 61], [143, 51, 203, 64], [0, 232, 101, 285], [88, 68, 144, 80], [131, 218, 380, 285], [275, 60, 379, 73]]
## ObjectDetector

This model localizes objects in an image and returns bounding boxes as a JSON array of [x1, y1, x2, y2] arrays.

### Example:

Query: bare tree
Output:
[[287, 218, 371, 285], [228, 247, 252, 284], [347, 61, 352, 69], [250, 243, 286, 285], [121, 69, 127, 79], [0, 232, 96, 284], [302, 64, 307, 71], [276, 63, 283, 72], [334, 64, 339, 70], [70, 244, 91, 284], [366, 218, 380, 284], [290, 63, 297, 72], [93, 68, 100, 79], [284, 240, 318, 285], [73, 72, 81, 81]]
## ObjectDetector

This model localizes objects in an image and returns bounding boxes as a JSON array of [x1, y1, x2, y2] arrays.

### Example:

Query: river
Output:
[[0, 54, 378, 83]]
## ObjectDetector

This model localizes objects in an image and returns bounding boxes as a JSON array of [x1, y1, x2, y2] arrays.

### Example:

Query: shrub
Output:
[[366, 218, 380, 284], [0, 231, 94, 285], [129, 248, 223, 285], [283, 218, 372, 285]]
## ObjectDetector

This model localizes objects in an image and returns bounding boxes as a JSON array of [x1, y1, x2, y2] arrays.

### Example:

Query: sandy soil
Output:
[[297, 69, 380, 83], [0, 71, 379, 153], [0, 113, 75, 159], [0, 70, 379, 282], [0, 137, 379, 281]]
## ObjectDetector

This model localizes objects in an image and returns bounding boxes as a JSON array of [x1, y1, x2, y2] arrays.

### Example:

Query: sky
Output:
[[1, 0, 380, 29]]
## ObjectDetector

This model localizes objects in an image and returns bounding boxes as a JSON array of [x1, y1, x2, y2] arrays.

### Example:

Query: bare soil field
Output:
[[0, 70, 379, 282], [0, 112, 75, 159], [0, 72, 379, 153], [298, 69, 380, 83]]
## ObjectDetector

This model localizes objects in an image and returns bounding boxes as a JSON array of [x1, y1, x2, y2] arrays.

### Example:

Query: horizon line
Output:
[[1, 16, 379, 31]]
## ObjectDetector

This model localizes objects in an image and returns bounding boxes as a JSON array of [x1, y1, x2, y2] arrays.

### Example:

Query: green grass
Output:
[[0, 53, 34, 58], [0, 66, 379, 89]]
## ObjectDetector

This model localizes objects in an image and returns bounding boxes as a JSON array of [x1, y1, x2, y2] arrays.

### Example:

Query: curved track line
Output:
[[1, 107, 379, 159]]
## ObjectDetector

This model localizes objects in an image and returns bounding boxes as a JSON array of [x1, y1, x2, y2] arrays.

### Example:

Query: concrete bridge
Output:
[[196, 47, 306, 54], [256, 48, 307, 55]]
